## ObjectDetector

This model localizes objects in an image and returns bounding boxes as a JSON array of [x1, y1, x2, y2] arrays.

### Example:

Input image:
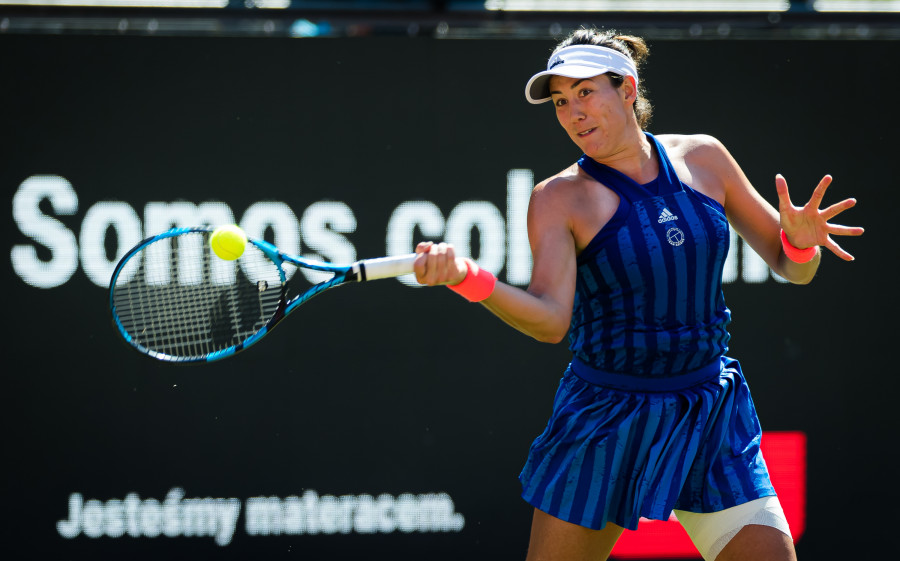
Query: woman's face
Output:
[[548, 74, 632, 158]]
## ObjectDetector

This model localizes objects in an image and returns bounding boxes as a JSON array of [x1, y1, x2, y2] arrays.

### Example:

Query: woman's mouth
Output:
[[577, 127, 596, 137]]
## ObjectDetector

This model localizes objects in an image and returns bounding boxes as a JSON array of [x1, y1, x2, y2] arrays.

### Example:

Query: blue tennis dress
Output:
[[519, 133, 775, 531]]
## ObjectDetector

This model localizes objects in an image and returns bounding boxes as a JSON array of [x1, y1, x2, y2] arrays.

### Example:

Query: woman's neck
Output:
[[590, 128, 658, 184]]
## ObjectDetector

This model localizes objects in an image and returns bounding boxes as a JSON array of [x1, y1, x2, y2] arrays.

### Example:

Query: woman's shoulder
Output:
[[531, 162, 620, 250], [654, 133, 734, 164], [654, 133, 739, 205], [530, 162, 611, 216], [533, 162, 592, 198], [655, 133, 726, 154]]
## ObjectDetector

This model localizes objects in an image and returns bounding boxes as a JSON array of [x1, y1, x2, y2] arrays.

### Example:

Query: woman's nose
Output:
[[570, 101, 586, 121]]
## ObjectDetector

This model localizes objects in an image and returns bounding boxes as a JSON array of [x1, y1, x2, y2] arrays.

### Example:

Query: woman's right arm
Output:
[[414, 178, 578, 344]]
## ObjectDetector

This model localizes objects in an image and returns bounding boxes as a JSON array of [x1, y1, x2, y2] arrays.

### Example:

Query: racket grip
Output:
[[353, 253, 417, 281]]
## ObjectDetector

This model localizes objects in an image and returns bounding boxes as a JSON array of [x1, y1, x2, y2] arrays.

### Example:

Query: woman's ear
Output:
[[623, 76, 638, 103]]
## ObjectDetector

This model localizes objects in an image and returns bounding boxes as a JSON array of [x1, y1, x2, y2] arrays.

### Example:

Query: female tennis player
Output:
[[414, 29, 862, 561]]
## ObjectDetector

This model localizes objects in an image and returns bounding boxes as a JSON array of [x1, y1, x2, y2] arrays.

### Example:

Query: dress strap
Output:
[[577, 154, 643, 202], [645, 132, 683, 194]]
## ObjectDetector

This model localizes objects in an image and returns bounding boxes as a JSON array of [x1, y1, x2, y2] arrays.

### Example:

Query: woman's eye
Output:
[[579, 88, 592, 97], [554, 98, 567, 107]]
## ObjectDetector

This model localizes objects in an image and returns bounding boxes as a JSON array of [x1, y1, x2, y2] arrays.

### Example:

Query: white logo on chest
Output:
[[658, 208, 678, 223], [658, 208, 684, 246]]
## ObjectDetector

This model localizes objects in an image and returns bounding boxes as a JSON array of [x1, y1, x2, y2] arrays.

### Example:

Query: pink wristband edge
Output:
[[447, 260, 497, 302], [780, 229, 817, 264]]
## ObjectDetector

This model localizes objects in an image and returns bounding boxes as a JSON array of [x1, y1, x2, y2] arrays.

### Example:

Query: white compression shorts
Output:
[[674, 496, 792, 560]]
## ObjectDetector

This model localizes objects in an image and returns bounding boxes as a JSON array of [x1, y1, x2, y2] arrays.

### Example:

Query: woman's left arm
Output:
[[703, 138, 863, 284]]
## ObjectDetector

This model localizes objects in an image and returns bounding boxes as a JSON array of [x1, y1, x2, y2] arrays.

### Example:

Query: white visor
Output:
[[525, 44, 639, 104]]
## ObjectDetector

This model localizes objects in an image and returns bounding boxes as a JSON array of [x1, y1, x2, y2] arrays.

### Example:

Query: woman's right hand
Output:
[[775, 173, 863, 261], [413, 241, 469, 287]]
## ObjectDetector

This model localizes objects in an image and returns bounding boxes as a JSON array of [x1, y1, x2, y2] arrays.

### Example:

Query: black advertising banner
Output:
[[2, 35, 895, 560]]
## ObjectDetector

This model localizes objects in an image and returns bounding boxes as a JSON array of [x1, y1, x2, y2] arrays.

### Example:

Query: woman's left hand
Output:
[[775, 174, 864, 261]]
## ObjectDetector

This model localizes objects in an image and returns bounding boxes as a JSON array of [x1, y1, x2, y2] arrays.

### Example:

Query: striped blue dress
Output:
[[519, 133, 775, 531]]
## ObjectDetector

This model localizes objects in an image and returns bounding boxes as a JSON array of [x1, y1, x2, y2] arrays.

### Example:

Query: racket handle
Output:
[[353, 253, 417, 281]]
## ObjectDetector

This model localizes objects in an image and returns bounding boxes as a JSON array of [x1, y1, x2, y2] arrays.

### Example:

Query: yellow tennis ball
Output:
[[210, 225, 247, 261]]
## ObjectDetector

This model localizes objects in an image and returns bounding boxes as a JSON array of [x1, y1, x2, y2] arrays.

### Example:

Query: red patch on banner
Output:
[[611, 431, 806, 559]]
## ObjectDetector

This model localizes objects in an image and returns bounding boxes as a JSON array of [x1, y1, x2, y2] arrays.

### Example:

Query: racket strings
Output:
[[112, 232, 283, 360]]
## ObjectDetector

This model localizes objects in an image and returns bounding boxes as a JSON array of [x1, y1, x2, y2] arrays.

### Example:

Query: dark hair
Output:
[[554, 28, 653, 129]]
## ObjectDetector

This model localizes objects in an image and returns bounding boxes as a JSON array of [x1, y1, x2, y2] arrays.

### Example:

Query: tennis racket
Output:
[[109, 226, 417, 363]]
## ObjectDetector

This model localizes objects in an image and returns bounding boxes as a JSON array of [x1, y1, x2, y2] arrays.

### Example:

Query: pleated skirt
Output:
[[519, 356, 775, 531]]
